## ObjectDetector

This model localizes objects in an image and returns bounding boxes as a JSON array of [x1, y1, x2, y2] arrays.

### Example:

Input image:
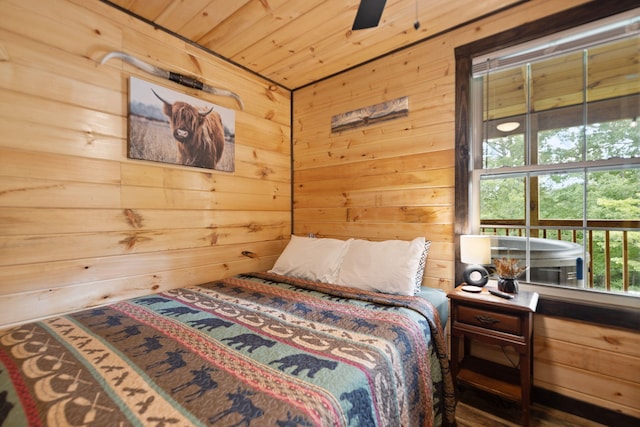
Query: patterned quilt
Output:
[[0, 272, 455, 426]]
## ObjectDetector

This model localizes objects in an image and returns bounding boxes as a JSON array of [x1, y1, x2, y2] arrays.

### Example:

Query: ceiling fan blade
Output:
[[352, 0, 387, 30]]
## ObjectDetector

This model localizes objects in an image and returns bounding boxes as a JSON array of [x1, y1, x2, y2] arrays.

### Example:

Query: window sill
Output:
[[517, 282, 640, 331]]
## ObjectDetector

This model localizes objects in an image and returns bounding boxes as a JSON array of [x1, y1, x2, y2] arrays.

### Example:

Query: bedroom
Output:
[[0, 0, 638, 425]]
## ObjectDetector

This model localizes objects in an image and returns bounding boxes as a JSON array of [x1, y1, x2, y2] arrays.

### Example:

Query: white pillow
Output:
[[337, 237, 427, 295], [269, 235, 351, 283]]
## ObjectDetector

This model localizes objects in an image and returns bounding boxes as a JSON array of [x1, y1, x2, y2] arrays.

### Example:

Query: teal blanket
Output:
[[0, 272, 455, 426]]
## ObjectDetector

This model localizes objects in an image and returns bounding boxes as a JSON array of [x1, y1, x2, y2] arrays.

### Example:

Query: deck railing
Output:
[[480, 222, 639, 293]]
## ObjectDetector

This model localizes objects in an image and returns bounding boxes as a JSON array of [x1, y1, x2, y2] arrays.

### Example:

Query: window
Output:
[[456, 6, 640, 300]]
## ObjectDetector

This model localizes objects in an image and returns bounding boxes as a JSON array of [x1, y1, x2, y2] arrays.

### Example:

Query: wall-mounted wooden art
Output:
[[331, 96, 409, 133], [128, 77, 235, 171]]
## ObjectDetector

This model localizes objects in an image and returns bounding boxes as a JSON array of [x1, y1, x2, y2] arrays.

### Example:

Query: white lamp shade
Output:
[[460, 235, 492, 265]]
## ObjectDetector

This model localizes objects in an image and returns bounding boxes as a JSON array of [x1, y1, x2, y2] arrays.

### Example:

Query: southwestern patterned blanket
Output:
[[0, 272, 455, 426]]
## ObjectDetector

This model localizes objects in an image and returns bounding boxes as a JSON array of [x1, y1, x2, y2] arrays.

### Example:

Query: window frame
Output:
[[454, 1, 640, 311]]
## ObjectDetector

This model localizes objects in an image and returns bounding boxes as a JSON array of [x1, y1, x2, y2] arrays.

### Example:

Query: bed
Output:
[[0, 237, 456, 426]]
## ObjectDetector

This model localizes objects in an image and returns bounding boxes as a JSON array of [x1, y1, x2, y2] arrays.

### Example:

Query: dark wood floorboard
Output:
[[455, 388, 607, 427]]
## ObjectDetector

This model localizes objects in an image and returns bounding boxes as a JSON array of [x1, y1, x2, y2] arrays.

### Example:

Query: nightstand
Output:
[[447, 284, 538, 426]]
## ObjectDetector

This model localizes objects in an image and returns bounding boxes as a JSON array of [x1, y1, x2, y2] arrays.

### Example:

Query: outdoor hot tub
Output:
[[490, 236, 587, 286]]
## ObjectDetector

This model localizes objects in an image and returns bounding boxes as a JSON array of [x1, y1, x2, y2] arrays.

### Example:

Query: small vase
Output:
[[498, 277, 518, 294]]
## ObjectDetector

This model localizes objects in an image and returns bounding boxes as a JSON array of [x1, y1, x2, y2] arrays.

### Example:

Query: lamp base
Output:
[[463, 264, 489, 286]]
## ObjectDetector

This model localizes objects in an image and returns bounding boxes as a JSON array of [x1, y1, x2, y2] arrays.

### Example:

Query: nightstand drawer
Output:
[[457, 304, 522, 335]]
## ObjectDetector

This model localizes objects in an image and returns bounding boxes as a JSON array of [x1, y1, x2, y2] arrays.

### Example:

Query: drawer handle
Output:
[[475, 314, 500, 325]]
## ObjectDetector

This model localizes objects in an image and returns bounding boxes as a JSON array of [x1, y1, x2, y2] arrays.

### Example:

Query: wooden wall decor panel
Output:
[[330, 96, 409, 133], [0, 0, 291, 326]]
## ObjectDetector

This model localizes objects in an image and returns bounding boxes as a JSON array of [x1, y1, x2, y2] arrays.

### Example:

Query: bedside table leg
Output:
[[521, 352, 531, 426], [450, 334, 460, 380]]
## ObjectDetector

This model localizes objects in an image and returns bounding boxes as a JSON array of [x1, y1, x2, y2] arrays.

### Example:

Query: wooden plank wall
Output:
[[292, 40, 457, 290], [535, 316, 640, 419], [0, 0, 637, 419], [292, 0, 584, 291], [292, 0, 639, 419], [0, 0, 291, 327]]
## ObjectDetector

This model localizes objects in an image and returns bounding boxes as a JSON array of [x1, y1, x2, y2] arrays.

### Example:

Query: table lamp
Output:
[[460, 235, 492, 286]]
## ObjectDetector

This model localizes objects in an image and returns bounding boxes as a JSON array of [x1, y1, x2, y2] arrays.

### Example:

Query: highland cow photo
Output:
[[128, 76, 235, 171]]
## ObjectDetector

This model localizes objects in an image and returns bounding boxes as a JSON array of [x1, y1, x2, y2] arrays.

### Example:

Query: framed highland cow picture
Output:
[[128, 77, 235, 172]]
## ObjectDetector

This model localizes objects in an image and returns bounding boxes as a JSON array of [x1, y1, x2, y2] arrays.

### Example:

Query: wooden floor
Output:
[[455, 388, 607, 427]]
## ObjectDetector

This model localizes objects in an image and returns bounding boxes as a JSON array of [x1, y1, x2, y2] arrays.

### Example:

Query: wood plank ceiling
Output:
[[104, 0, 523, 90]]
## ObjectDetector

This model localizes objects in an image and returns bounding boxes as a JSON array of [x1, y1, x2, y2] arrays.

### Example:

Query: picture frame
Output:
[[331, 96, 408, 133], [128, 76, 235, 171]]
